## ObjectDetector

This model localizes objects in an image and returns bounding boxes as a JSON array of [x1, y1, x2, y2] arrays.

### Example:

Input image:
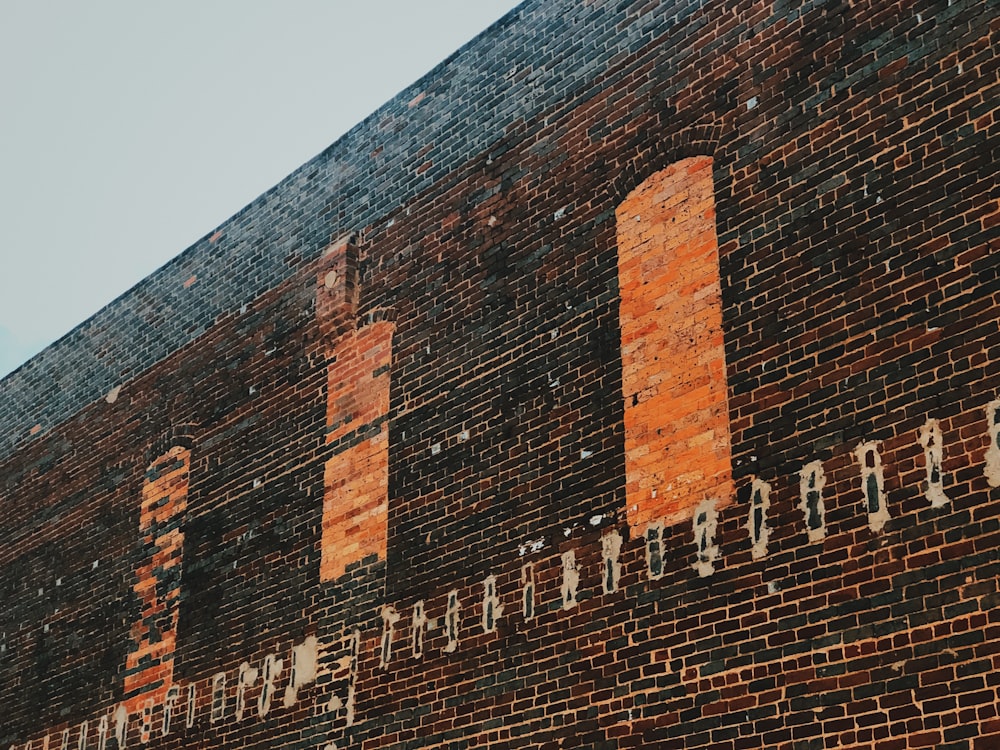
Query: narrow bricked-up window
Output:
[[854, 441, 889, 532], [521, 564, 535, 621], [411, 600, 427, 658], [747, 478, 771, 559], [918, 419, 949, 508], [125, 445, 190, 714], [482, 575, 503, 633], [616, 156, 733, 535], [798, 460, 827, 542], [692, 500, 719, 577], [444, 591, 460, 653]]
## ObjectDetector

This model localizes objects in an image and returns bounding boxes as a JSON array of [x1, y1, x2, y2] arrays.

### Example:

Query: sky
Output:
[[0, 1, 522, 378]]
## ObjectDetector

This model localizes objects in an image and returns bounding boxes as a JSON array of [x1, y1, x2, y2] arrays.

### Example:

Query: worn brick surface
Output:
[[2, 0, 998, 748]]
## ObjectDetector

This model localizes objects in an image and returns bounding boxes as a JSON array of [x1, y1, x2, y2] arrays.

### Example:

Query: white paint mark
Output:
[[444, 590, 461, 653], [521, 563, 535, 620], [185, 684, 197, 729], [692, 500, 720, 577], [210, 672, 227, 724], [283, 636, 318, 708], [380, 606, 401, 669], [561, 550, 579, 610], [431, 442, 441, 456], [235, 661, 259, 721], [589, 514, 604, 526], [345, 629, 361, 727], [918, 419, 950, 508], [798, 460, 827, 541], [984, 400, 1000, 487], [854, 441, 890, 532], [105, 386, 121, 404], [162, 686, 179, 737], [257, 653, 283, 718], [554, 207, 567, 220], [482, 575, 504, 633], [747, 478, 772, 559], [601, 530, 623, 594], [459, 430, 469, 442], [746, 96, 758, 110], [580, 449, 593, 459], [563, 527, 573, 537], [411, 600, 427, 659], [114, 704, 128, 747]]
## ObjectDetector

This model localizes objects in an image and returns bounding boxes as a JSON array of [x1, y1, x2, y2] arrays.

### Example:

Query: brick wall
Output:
[[2, 0, 998, 748]]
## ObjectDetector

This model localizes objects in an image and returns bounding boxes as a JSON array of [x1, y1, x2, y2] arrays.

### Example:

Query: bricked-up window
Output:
[[521, 563, 535, 621], [482, 575, 503, 633], [444, 591, 460, 653], [854, 441, 889, 532], [798, 460, 827, 542], [747, 478, 771, 559], [411, 600, 427, 657], [692, 500, 719, 577], [125, 445, 190, 713], [919, 418, 950, 508], [616, 156, 733, 535]]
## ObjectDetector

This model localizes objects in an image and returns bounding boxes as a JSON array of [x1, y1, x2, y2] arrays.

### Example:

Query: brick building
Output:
[[2, 0, 998, 748]]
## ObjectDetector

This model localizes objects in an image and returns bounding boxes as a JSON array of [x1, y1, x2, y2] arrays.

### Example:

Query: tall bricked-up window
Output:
[[616, 156, 733, 533], [316, 236, 395, 582], [125, 446, 190, 712]]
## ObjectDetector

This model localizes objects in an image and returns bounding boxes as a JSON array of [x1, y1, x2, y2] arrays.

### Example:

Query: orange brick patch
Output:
[[124, 446, 189, 711], [616, 156, 733, 532], [321, 322, 394, 581]]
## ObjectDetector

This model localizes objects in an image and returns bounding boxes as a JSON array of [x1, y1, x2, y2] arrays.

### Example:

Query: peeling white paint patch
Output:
[[283, 636, 318, 708], [692, 500, 719, 577], [561, 550, 579, 610], [162, 685, 179, 737], [601, 530, 623, 594], [521, 563, 535, 620], [798, 460, 827, 541], [854, 441, 889, 532], [482, 575, 503, 633], [344, 630, 361, 727], [210, 672, 227, 724], [444, 590, 461, 653], [411, 600, 427, 659], [257, 653, 283, 718], [984, 400, 1000, 487], [235, 661, 259, 721], [747, 478, 771, 559], [645, 521, 664, 580], [589, 514, 604, 526], [380, 606, 401, 669], [114, 704, 128, 747], [918, 419, 949, 508], [185, 684, 197, 729]]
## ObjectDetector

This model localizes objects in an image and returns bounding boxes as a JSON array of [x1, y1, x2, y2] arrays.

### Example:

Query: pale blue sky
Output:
[[0, 1, 521, 377]]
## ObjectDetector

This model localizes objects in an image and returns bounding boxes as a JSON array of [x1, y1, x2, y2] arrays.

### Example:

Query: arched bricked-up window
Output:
[[616, 155, 733, 533]]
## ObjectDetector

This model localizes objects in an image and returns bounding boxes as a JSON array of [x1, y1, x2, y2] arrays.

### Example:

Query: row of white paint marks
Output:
[[644, 410, 1000, 578], [11, 636, 322, 750]]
